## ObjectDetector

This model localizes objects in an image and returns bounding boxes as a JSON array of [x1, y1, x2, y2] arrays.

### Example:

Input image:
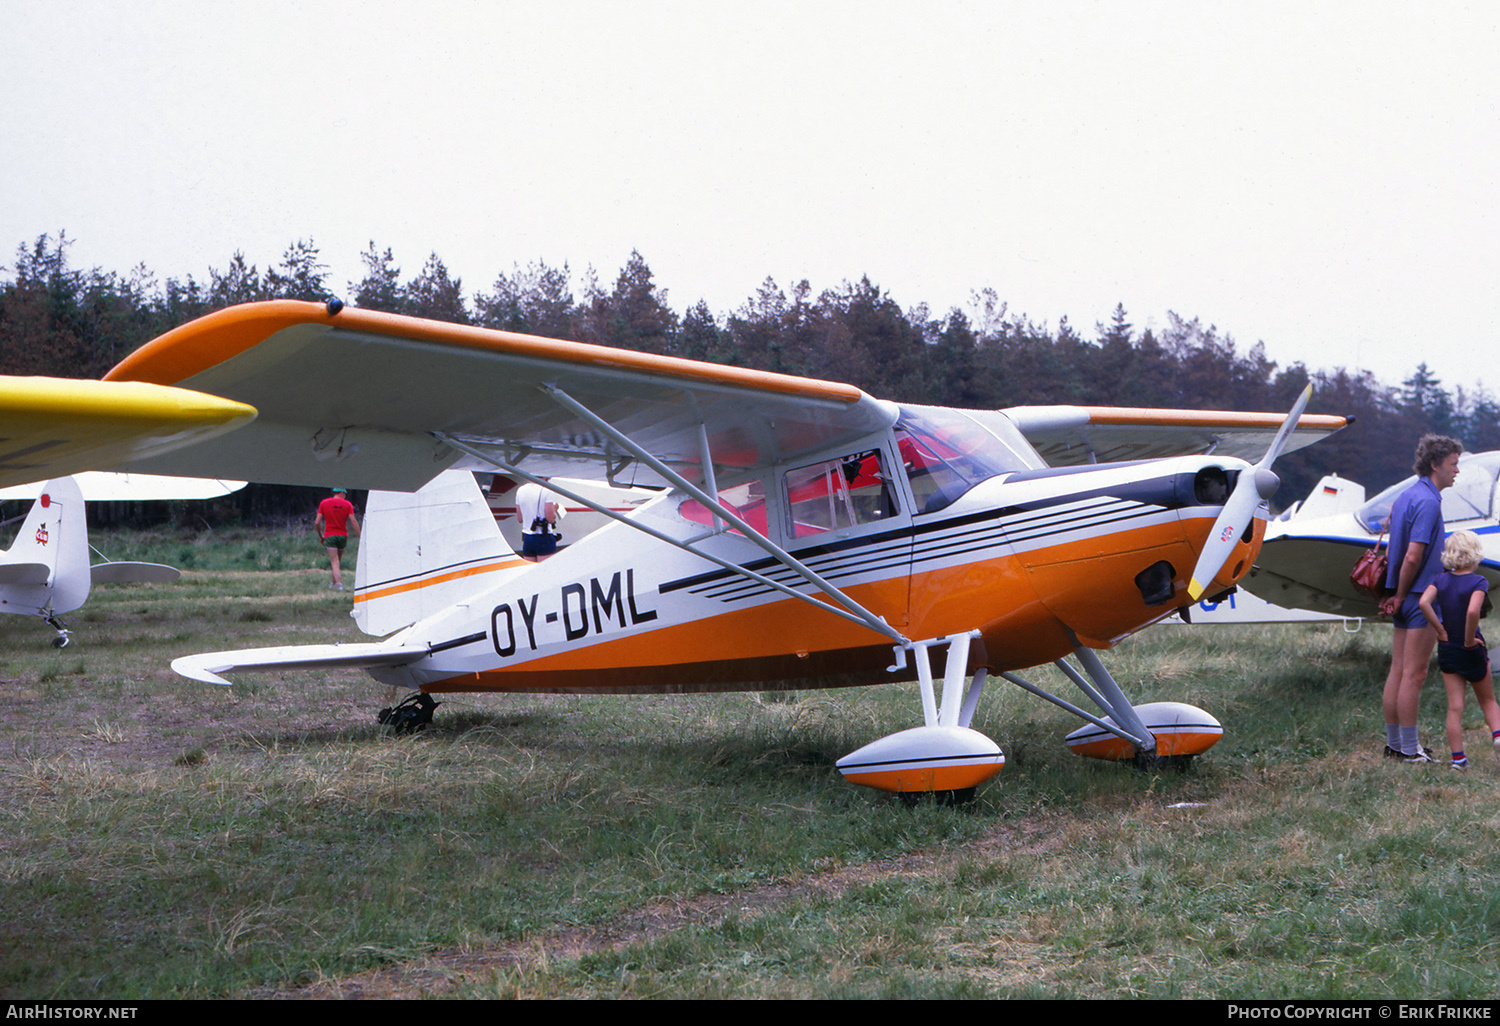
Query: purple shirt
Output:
[[1385, 477, 1444, 595], [1432, 571, 1488, 646]]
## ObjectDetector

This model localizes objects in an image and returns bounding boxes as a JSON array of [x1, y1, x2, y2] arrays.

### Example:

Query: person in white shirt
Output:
[[516, 479, 562, 561]]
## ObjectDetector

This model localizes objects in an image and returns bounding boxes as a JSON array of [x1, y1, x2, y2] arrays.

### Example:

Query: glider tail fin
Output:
[[0, 476, 91, 615], [353, 469, 526, 636]]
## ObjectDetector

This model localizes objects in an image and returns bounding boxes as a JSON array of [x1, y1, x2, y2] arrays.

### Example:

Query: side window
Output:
[[679, 479, 768, 536], [784, 450, 896, 538]]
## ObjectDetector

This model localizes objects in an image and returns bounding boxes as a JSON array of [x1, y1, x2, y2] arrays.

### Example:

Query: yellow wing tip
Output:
[[0, 377, 256, 426]]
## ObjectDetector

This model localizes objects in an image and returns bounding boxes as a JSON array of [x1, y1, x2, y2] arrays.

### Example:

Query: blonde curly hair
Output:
[[1442, 530, 1484, 571]]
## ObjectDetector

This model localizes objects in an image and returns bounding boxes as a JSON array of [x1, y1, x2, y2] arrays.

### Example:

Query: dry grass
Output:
[[3, 554, 1499, 998]]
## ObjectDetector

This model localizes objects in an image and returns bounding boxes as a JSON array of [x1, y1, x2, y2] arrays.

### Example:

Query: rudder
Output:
[[353, 469, 527, 636]]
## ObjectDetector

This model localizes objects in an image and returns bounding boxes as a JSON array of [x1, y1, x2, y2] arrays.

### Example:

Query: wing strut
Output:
[[434, 386, 910, 647], [998, 647, 1156, 752]]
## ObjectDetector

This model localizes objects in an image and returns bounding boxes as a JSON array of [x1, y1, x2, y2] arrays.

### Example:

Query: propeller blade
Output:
[[1186, 385, 1313, 601], [1256, 383, 1312, 472]]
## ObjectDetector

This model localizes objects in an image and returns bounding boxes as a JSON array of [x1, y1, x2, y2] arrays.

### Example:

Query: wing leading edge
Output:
[[1006, 405, 1348, 468]]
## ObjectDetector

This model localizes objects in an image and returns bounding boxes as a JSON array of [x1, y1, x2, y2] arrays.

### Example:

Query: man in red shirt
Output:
[[315, 487, 361, 591]]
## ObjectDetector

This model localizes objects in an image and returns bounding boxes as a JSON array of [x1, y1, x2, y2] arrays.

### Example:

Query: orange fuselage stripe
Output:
[[1080, 406, 1347, 432], [353, 556, 529, 604]]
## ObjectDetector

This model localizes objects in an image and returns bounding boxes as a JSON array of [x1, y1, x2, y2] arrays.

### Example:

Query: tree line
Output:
[[1, 232, 1490, 524]]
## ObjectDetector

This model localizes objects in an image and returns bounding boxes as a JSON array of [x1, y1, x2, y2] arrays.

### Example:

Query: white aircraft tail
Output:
[[353, 469, 528, 636], [1281, 474, 1367, 521], [0, 476, 90, 616]]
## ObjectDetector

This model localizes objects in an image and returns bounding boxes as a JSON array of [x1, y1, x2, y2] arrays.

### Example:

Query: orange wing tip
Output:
[[1065, 701, 1222, 761], [837, 725, 1005, 793]]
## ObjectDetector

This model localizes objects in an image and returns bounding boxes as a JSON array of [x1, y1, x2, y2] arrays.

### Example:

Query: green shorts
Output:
[[323, 535, 348, 550]]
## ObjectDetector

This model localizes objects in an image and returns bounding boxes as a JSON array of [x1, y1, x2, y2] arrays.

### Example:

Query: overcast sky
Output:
[[3, 1, 1497, 400]]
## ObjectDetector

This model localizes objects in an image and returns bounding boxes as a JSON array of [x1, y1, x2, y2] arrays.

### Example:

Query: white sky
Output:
[[3, 1, 1497, 398]]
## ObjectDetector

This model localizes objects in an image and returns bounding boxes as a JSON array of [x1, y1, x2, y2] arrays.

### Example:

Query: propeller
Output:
[[1186, 384, 1312, 601]]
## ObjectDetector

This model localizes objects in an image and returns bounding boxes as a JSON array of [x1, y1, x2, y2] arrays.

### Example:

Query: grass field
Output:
[[2, 527, 1498, 999]]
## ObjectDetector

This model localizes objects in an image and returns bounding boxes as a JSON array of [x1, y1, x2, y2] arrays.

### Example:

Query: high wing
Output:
[[0, 377, 256, 488], [103, 301, 897, 492], [1006, 405, 1347, 467]]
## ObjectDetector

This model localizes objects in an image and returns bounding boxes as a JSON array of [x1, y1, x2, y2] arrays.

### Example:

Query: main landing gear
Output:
[[836, 632, 1222, 803], [836, 631, 1004, 805]]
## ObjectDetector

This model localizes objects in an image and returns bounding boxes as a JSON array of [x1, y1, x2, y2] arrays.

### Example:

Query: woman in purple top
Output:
[[1418, 530, 1500, 770]]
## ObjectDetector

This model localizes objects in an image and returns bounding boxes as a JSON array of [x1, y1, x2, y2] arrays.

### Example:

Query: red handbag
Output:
[[1350, 529, 1389, 598]]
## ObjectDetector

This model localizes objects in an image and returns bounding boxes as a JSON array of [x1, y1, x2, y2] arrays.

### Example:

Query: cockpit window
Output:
[[897, 405, 1045, 514], [1355, 451, 1500, 532], [784, 450, 896, 538]]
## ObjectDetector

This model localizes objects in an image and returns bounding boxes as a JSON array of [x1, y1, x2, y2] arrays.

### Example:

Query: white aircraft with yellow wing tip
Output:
[[100, 300, 1346, 800], [0, 376, 255, 488]]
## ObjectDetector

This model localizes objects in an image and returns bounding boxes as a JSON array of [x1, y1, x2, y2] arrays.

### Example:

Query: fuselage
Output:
[[364, 410, 1264, 695]]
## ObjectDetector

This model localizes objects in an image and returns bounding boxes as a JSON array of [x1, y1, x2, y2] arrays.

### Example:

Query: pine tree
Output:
[[351, 242, 404, 313]]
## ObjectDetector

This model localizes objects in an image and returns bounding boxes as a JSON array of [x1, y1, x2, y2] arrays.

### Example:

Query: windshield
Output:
[[897, 405, 1045, 514], [1355, 451, 1500, 532]]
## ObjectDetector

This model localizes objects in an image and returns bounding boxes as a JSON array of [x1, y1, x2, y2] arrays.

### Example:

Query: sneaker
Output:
[[1387, 745, 1432, 760], [1402, 749, 1439, 764], [1452, 758, 1470, 771]]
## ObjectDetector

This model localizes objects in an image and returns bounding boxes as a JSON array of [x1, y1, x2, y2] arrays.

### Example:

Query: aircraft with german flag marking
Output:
[[103, 300, 1346, 801]]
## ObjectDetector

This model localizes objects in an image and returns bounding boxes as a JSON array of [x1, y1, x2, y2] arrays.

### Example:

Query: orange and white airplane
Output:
[[102, 300, 1347, 799]]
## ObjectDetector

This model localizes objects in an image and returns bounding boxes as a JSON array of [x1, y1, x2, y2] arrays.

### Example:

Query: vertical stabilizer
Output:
[[0, 476, 90, 616], [1285, 474, 1367, 521], [353, 469, 527, 636]]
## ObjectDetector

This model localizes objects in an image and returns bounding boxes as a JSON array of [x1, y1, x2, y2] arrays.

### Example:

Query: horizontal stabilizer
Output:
[[90, 561, 180, 584], [0, 562, 51, 585], [172, 641, 427, 686]]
